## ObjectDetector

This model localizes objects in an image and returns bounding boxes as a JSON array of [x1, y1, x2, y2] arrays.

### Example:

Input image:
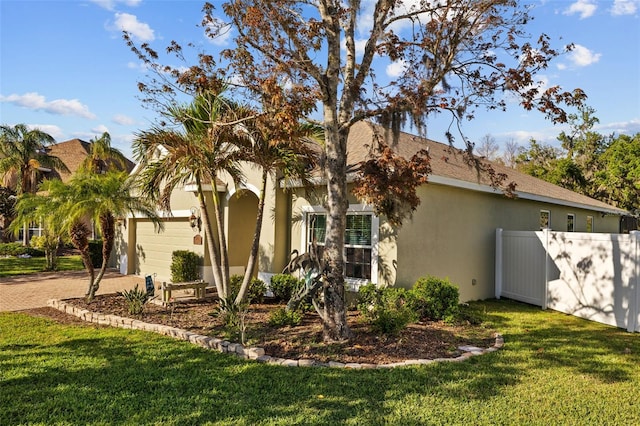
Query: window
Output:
[[567, 214, 575, 232], [540, 210, 550, 230], [586, 215, 594, 233], [304, 206, 378, 285], [18, 221, 43, 241]]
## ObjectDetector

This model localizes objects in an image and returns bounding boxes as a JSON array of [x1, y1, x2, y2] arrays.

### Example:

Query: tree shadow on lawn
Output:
[[5, 301, 638, 425], [475, 299, 640, 384], [1, 327, 521, 425]]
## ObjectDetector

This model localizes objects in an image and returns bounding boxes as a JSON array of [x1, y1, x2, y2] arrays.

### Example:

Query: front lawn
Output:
[[1, 299, 638, 425], [0, 255, 84, 277]]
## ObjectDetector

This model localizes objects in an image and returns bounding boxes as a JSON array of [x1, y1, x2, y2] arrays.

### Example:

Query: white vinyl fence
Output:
[[495, 229, 640, 332]]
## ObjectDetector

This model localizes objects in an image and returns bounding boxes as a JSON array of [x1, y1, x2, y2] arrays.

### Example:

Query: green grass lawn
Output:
[[0, 255, 84, 277], [1, 299, 639, 425]]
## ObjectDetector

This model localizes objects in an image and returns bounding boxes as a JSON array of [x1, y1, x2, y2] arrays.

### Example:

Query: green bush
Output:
[[170, 250, 201, 282], [357, 283, 417, 335], [269, 273, 303, 302], [268, 307, 303, 327], [228, 274, 266, 304], [88, 240, 103, 268], [0, 242, 44, 257], [409, 276, 460, 322], [118, 284, 149, 315]]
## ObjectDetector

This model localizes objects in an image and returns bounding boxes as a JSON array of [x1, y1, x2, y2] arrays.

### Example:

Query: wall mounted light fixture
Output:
[[189, 207, 201, 232]]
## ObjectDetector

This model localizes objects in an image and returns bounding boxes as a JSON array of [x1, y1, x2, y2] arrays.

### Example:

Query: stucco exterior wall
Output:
[[395, 183, 621, 301], [287, 181, 622, 302]]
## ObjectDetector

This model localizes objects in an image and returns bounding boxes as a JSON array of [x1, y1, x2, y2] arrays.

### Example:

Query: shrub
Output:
[[228, 274, 266, 304], [357, 283, 417, 335], [0, 242, 44, 257], [268, 307, 303, 327], [170, 250, 201, 282], [456, 303, 486, 325], [409, 276, 460, 322], [118, 284, 149, 315], [88, 240, 103, 268], [270, 274, 303, 302], [212, 298, 250, 344]]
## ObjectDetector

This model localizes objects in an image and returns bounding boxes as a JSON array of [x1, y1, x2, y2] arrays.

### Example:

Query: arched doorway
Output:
[[227, 188, 259, 277]]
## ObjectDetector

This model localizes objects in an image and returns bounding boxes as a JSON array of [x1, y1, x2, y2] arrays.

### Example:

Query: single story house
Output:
[[114, 121, 628, 302], [1, 138, 135, 241]]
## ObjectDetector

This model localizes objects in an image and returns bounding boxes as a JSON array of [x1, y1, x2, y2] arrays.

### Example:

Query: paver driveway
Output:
[[0, 270, 144, 311]]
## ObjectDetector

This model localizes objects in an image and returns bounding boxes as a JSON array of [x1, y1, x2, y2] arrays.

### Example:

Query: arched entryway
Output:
[[227, 188, 259, 277]]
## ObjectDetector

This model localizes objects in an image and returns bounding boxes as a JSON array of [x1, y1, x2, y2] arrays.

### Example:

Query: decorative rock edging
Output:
[[47, 298, 504, 368]]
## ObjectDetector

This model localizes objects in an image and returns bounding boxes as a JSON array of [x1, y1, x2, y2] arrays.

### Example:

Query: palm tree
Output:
[[0, 123, 68, 194], [134, 90, 248, 302], [232, 120, 322, 305], [66, 171, 162, 300], [0, 123, 69, 244], [9, 180, 67, 270], [80, 132, 129, 174], [12, 172, 162, 301]]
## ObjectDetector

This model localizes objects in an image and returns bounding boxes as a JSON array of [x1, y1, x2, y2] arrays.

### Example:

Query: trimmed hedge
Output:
[[170, 250, 201, 282], [0, 242, 44, 257]]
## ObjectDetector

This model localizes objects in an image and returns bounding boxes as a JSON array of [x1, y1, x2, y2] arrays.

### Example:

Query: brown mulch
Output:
[[28, 294, 496, 364]]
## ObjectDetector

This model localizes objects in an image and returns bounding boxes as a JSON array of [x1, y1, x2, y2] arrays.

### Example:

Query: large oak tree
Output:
[[128, 0, 585, 342]]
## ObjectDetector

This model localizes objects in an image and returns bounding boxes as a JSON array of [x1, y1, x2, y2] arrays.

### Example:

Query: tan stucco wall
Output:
[[287, 182, 622, 302], [228, 190, 258, 272], [394, 183, 621, 301]]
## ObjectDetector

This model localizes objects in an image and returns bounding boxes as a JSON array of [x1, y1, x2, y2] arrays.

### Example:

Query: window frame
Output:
[[586, 215, 594, 233], [567, 213, 575, 232], [301, 204, 379, 290], [540, 210, 551, 230]]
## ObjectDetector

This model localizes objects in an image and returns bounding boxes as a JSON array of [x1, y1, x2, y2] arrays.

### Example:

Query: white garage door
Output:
[[135, 218, 205, 284]]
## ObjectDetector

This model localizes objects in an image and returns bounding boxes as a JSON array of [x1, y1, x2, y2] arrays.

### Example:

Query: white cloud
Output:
[[91, 125, 110, 134], [90, 0, 142, 11], [568, 44, 601, 66], [597, 118, 640, 135], [0, 92, 96, 119], [112, 114, 136, 126], [28, 124, 65, 140], [386, 60, 408, 78], [113, 13, 154, 41], [126, 61, 149, 72], [611, 0, 638, 16], [563, 0, 598, 19], [205, 18, 233, 46]]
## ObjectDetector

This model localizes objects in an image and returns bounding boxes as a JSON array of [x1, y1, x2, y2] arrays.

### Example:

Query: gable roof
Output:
[[45, 139, 135, 183], [346, 121, 627, 216]]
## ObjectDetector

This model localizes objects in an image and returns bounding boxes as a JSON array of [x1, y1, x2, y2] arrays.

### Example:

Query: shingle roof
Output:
[[346, 121, 627, 216], [45, 139, 135, 182]]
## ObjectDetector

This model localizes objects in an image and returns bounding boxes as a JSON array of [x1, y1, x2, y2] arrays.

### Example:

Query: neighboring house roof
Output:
[[45, 139, 135, 183], [341, 121, 627, 216]]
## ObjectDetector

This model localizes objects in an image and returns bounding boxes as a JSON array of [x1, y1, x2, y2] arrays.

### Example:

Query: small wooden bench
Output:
[[162, 280, 208, 303]]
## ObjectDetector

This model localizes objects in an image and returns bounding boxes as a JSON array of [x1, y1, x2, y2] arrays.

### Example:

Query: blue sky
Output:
[[1, 0, 639, 160]]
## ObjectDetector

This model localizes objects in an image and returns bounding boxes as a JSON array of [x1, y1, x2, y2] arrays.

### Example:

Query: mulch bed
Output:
[[29, 293, 497, 364]]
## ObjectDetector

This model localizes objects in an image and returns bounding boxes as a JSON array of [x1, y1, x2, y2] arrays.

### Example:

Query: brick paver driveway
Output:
[[0, 270, 144, 312]]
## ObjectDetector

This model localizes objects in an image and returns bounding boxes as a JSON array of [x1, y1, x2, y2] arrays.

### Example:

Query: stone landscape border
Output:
[[48, 298, 504, 368]]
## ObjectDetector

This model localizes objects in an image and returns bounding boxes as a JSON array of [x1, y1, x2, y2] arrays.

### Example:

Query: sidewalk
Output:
[[0, 270, 144, 312]]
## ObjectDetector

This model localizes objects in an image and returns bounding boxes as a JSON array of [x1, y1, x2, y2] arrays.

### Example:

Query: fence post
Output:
[[542, 228, 550, 310], [495, 228, 503, 299], [630, 231, 640, 332]]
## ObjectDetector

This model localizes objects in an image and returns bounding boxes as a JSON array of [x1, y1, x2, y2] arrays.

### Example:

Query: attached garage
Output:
[[130, 218, 206, 284]]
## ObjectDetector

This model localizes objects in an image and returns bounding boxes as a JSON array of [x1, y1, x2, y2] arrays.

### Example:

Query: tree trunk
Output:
[[196, 175, 225, 298], [211, 182, 230, 299], [321, 120, 353, 342], [316, 8, 353, 342], [235, 169, 268, 305], [88, 213, 115, 301], [69, 222, 95, 300]]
